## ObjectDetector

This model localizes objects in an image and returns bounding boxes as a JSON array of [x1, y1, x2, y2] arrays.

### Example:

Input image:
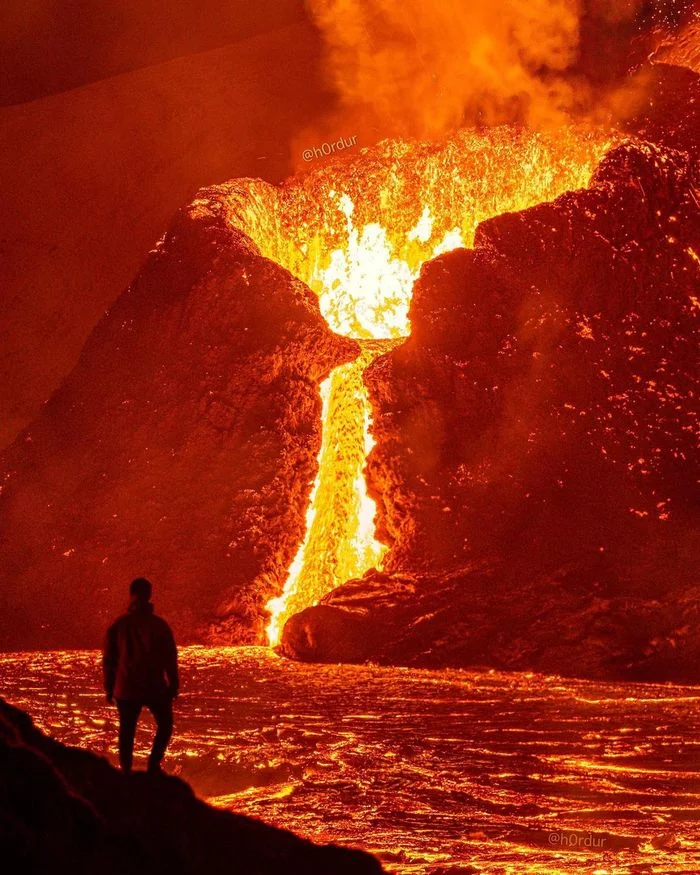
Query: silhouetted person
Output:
[[103, 577, 179, 774]]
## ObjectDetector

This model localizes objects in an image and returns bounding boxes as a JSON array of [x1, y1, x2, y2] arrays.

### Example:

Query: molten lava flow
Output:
[[227, 127, 615, 343], [223, 125, 615, 644], [266, 342, 393, 645], [5, 649, 700, 875]]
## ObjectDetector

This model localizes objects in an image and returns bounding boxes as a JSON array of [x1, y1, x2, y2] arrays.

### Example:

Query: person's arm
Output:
[[164, 624, 179, 698], [102, 624, 118, 704]]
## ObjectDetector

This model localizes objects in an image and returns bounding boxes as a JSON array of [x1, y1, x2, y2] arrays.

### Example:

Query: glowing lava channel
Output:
[[266, 343, 391, 645], [265, 202, 470, 644]]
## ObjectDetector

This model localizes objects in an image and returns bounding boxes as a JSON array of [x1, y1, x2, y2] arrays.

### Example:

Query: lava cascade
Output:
[[265, 341, 397, 644], [217, 126, 614, 643]]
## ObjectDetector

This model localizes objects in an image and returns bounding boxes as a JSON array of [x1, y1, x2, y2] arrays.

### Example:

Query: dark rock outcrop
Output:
[[282, 136, 700, 681], [0, 190, 358, 649], [281, 559, 700, 681], [0, 696, 383, 874], [370, 139, 699, 573]]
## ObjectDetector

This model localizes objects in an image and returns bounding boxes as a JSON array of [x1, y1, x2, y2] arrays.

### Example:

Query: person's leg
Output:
[[116, 700, 141, 772], [146, 697, 174, 772]]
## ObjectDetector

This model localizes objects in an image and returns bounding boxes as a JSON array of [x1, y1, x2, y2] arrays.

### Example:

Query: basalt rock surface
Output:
[[0, 696, 383, 874], [281, 558, 700, 682], [0, 190, 357, 650], [282, 138, 700, 681]]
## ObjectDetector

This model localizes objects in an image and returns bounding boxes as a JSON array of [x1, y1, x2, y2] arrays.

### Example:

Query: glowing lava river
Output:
[[2, 647, 699, 874]]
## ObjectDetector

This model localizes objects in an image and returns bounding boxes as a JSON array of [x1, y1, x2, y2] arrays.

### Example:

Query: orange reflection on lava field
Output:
[[3, 647, 699, 874]]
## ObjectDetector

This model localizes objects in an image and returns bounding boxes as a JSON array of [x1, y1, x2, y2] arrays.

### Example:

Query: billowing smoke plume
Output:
[[305, 0, 689, 139]]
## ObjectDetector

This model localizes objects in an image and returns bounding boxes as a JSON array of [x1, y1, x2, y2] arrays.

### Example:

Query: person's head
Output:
[[129, 577, 152, 602]]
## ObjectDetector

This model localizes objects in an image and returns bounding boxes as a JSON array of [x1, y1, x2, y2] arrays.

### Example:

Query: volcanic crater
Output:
[[0, 98, 698, 680]]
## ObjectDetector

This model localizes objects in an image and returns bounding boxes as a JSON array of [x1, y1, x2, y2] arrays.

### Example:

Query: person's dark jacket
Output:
[[103, 599, 179, 701]]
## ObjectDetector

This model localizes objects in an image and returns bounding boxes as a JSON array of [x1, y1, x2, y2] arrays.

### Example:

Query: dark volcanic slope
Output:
[[282, 136, 700, 681], [0, 193, 358, 650], [0, 696, 382, 875]]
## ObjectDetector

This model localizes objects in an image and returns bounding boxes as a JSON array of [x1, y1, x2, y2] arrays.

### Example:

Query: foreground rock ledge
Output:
[[0, 697, 383, 874]]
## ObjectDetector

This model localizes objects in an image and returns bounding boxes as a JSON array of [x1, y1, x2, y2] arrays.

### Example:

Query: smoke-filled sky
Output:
[[306, 0, 697, 137]]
